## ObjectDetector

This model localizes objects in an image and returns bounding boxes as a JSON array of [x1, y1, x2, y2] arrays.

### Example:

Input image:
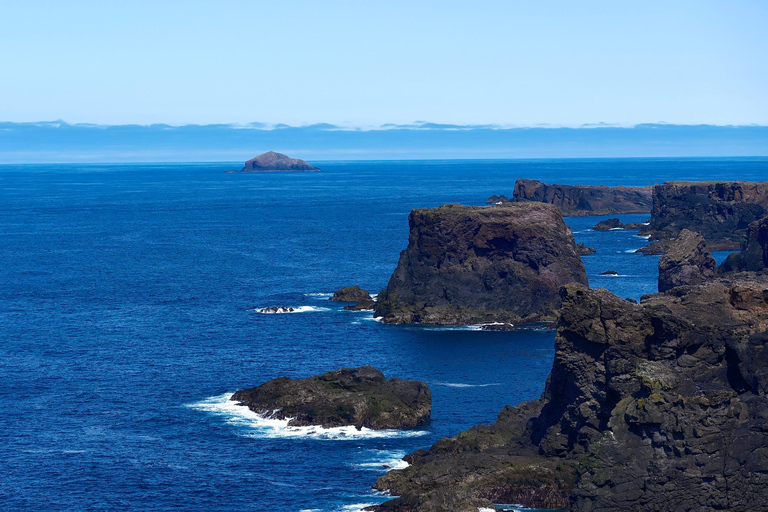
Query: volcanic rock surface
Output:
[[373, 202, 588, 325], [643, 181, 768, 249], [371, 276, 768, 511], [508, 179, 653, 216], [231, 367, 431, 430], [722, 216, 768, 273], [241, 151, 320, 172], [592, 218, 646, 231], [331, 286, 372, 302], [658, 229, 717, 292]]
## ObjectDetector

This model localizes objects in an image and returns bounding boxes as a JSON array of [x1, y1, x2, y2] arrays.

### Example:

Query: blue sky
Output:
[[1, 0, 766, 127]]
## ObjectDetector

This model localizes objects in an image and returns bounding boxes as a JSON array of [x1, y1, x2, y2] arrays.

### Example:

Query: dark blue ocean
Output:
[[2, 158, 767, 512]]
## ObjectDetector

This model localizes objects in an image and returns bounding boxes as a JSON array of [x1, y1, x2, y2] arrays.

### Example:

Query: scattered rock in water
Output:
[[330, 285, 372, 302], [658, 229, 717, 292], [575, 242, 596, 255], [599, 270, 619, 275], [374, 202, 588, 326], [241, 151, 320, 172], [344, 299, 376, 311], [231, 366, 431, 430], [485, 194, 510, 205], [509, 179, 653, 216], [592, 218, 646, 231], [478, 323, 515, 331], [256, 306, 295, 314]]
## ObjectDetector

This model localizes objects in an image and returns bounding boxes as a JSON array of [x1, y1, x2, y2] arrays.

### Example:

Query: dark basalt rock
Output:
[[592, 218, 646, 231], [599, 270, 619, 275], [642, 181, 768, 249], [344, 299, 376, 311], [486, 194, 510, 204], [256, 306, 295, 313], [231, 366, 431, 430], [371, 277, 768, 511], [373, 202, 588, 325], [478, 322, 516, 331], [331, 285, 372, 303], [241, 151, 320, 172], [575, 243, 596, 255], [509, 179, 653, 216], [658, 229, 717, 292], [721, 216, 768, 273]]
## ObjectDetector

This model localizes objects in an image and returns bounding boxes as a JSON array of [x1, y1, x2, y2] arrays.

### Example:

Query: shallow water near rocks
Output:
[[1, 158, 766, 511]]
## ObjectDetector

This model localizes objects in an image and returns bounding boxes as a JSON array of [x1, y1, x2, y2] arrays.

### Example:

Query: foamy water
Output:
[[186, 394, 428, 441], [253, 305, 331, 314], [434, 382, 501, 388]]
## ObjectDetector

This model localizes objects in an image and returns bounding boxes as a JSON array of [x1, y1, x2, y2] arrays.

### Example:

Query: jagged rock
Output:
[[256, 306, 295, 314], [371, 277, 768, 511], [592, 218, 645, 231], [241, 151, 320, 172], [599, 270, 619, 275], [344, 299, 376, 311], [643, 181, 768, 249], [575, 243, 596, 255], [330, 285, 372, 302], [509, 179, 653, 216], [722, 216, 768, 273], [486, 194, 510, 204], [373, 203, 588, 325], [658, 229, 717, 292], [231, 366, 430, 430]]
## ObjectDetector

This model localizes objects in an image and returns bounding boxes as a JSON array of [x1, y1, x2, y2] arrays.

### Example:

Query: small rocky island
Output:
[[240, 151, 320, 172], [374, 202, 588, 325], [494, 178, 653, 216], [230, 366, 431, 430]]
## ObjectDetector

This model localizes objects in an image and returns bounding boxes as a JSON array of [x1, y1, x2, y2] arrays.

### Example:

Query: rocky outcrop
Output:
[[331, 286, 372, 302], [372, 277, 768, 511], [722, 216, 768, 273], [231, 366, 430, 430], [592, 218, 646, 231], [643, 181, 768, 249], [658, 229, 717, 292], [486, 194, 510, 205], [509, 179, 653, 216], [241, 151, 320, 172], [575, 243, 596, 256], [373, 203, 588, 325]]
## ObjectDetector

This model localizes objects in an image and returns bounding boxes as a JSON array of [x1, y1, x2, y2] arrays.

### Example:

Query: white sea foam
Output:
[[339, 505, 376, 512], [356, 450, 410, 471], [434, 382, 501, 388], [624, 249, 638, 253], [305, 292, 334, 298], [609, 227, 624, 231], [636, 234, 651, 239], [186, 393, 428, 441], [253, 305, 330, 314]]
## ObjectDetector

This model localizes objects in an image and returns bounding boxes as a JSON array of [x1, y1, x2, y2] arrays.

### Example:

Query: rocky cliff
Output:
[[722, 216, 768, 273], [508, 179, 653, 216], [373, 203, 588, 325], [372, 276, 768, 511], [657, 229, 717, 292], [241, 151, 320, 172], [643, 181, 768, 249], [231, 366, 430, 430]]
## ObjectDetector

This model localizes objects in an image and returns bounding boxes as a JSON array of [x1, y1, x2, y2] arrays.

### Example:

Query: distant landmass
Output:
[[1, 121, 767, 162], [241, 151, 319, 172]]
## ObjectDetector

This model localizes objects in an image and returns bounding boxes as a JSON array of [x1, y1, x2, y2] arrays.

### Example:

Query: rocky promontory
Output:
[[373, 202, 588, 325], [241, 151, 320, 172], [657, 229, 717, 292], [506, 179, 653, 216], [231, 366, 430, 430], [643, 181, 768, 249], [371, 276, 768, 511], [722, 216, 768, 273]]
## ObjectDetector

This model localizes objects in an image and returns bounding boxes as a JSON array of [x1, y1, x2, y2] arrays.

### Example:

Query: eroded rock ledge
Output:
[[231, 366, 431, 430], [371, 276, 768, 511], [374, 202, 588, 325]]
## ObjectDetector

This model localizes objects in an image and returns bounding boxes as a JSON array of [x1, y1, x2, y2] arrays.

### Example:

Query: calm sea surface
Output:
[[2, 158, 767, 511]]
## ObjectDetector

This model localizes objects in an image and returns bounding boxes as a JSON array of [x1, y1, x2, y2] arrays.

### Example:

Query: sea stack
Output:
[[657, 229, 717, 292], [241, 151, 320, 172], [374, 202, 588, 325], [643, 181, 768, 250], [507, 178, 653, 216], [230, 367, 431, 430]]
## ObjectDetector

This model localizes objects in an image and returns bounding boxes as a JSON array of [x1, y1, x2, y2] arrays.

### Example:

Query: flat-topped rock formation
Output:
[[592, 218, 646, 231], [372, 276, 768, 511], [231, 366, 430, 430], [658, 229, 717, 292], [373, 202, 588, 325], [643, 181, 768, 249], [241, 151, 320, 172], [505, 178, 653, 216]]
